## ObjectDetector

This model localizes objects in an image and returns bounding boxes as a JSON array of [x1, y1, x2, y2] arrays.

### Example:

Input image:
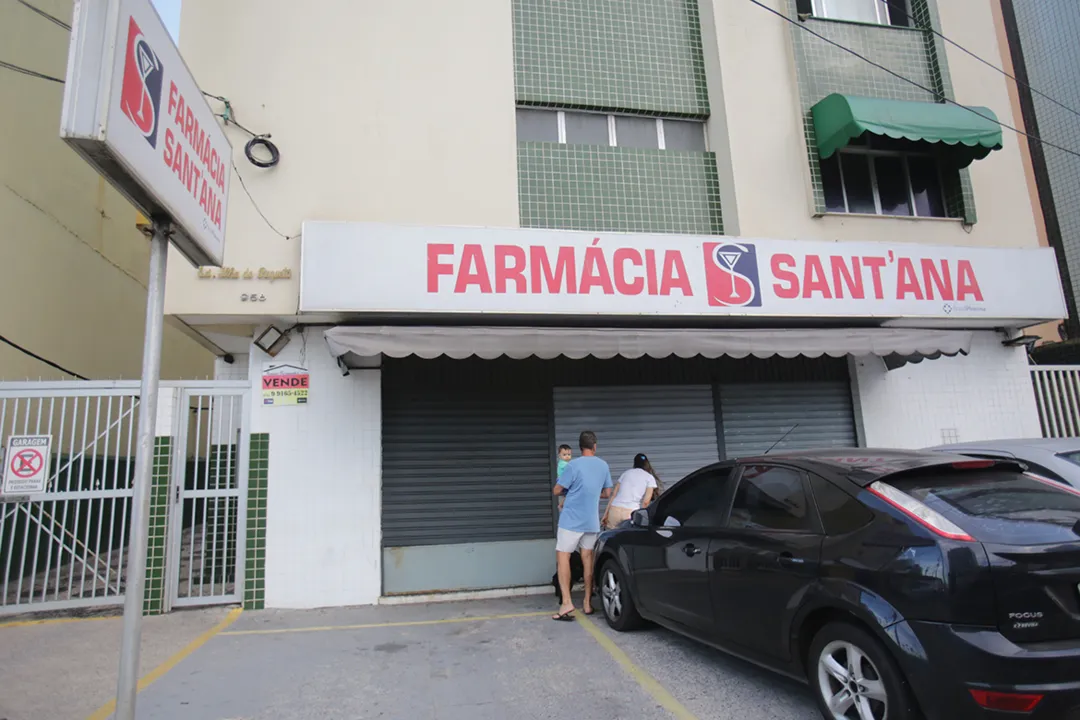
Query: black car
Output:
[[592, 449, 1080, 719]]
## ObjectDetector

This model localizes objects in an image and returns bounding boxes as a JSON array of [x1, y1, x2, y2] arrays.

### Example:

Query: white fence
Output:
[[0, 380, 249, 616], [1031, 366, 1080, 438]]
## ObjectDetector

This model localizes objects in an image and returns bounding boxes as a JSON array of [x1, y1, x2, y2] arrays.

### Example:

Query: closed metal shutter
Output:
[[719, 382, 857, 458], [552, 385, 720, 492], [381, 388, 553, 547]]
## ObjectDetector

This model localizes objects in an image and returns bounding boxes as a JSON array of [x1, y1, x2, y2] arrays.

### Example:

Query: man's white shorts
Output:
[[556, 528, 598, 553]]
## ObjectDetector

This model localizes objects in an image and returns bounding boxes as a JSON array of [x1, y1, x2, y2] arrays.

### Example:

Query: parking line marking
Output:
[[85, 607, 243, 720], [576, 615, 700, 720], [219, 610, 552, 636], [0, 614, 118, 630]]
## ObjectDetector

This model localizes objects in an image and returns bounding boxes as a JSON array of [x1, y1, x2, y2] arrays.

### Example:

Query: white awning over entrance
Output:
[[323, 326, 973, 361]]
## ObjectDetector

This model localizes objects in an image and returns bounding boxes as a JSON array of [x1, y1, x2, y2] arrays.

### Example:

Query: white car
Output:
[[925, 438, 1080, 489]]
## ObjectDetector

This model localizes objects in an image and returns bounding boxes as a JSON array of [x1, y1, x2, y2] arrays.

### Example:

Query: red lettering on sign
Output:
[[454, 244, 492, 293], [957, 260, 983, 301], [771, 254, 799, 299], [830, 256, 864, 299], [895, 257, 924, 300], [644, 250, 659, 296], [261, 375, 309, 390], [921, 259, 953, 301], [494, 245, 527, 293], [530, 245, 577, 294], [803, 256, 832, 299], [660, 251, 692, 296], [862, 257, 886, 300], [427, 244, 454, 292], [579, 239, 615, 295], [613, 248, 644, 295]]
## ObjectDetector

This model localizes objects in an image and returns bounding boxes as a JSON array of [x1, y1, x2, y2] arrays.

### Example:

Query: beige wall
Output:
[[0, 1, 213, 381], [705, 0, 1041, 249], [165, 0, 520, 319]]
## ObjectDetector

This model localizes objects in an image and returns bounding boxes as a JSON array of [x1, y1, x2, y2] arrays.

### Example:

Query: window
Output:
[[808, 0, 911, 27], [516, 107, 707, 151], [809, 475, 873, 535], [820, 138, 947, 218], [729, 466, 814, 532], [653, 468, 732, 529]]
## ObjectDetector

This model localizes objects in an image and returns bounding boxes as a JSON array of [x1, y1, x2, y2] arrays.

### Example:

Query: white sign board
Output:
[[300, 222, 1068, 324], [2, 435, 52, 495], [60, 0, 231, 267]]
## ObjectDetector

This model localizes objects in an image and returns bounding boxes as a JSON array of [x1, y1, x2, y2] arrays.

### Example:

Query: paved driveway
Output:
[[2, 595, 821, 720]]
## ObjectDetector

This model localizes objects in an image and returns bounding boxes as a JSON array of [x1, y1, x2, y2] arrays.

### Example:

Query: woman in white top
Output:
[[602, 453, 662, 530]]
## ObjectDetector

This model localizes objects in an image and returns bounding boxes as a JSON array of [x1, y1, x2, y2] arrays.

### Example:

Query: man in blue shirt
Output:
[[552, 430, 613, 621]]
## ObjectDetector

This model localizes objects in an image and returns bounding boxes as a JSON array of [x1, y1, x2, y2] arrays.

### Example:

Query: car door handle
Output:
[[777, 552, 805, 567], [683, 544, 702, 557]]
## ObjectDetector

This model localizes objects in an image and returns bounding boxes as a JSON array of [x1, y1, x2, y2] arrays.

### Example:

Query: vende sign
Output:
[[300, 222, 1067, 322], [61, 0, 231, 267]]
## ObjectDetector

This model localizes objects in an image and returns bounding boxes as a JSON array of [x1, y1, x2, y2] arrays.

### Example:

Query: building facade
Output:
[[999, 1, 1080, 358], [167, 0, 1064, 607], [1, 0, 213, 382]]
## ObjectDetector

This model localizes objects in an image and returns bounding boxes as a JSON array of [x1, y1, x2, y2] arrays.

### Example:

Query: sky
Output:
[[151, 0, 181, 42]]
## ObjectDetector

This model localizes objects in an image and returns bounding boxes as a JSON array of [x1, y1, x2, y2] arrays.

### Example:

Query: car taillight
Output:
[[868, 481, 974, 542], [969, 689, 1043, 713]]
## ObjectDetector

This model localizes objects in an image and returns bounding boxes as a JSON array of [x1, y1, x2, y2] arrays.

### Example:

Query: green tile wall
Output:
[[244, 433, 268, 610], [787, 0, 977, 223], [143, 436, 171, 615], [519, 142, 723, 235], [513, 0, 709, 116]]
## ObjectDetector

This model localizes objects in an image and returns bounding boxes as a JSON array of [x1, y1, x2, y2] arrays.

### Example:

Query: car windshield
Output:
[[1056, 450, 1080, 467]]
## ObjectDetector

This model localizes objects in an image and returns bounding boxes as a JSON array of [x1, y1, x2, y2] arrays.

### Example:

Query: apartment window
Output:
[[807, 0, 911, 27], [515, 108, 707, 151], [820, 138, 947, 218]]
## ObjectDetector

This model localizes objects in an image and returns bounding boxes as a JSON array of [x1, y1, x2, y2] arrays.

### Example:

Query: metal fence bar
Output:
[[1030, 367, 1080, 438], [15, 399, 32, 604]]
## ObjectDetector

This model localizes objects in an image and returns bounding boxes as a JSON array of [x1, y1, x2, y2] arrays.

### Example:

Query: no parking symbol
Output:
[[2, 435, 51, 495]]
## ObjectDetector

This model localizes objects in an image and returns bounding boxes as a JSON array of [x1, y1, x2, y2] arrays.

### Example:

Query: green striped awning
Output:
[[811, 94, 1004, 168]]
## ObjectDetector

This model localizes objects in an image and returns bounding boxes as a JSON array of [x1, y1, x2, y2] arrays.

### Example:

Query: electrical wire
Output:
[[0, 333, 88, 380], [232, 162, 297, 240], [875, 0, 1080, 122], [0, 59, 63, 84], [748, 0, 1080, 161], [13, 0, 70, 31]]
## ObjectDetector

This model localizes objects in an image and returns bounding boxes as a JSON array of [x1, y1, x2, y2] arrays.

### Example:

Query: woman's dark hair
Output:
[[633, 453, 663, 493]]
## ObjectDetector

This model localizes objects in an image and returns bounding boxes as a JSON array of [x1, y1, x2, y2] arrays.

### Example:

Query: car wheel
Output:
[[599, 560, 642, 631], [809, 622, 919, 720]]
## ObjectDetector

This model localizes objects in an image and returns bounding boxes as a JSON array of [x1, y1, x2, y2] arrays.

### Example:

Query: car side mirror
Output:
[[630, 508, 649, 527]]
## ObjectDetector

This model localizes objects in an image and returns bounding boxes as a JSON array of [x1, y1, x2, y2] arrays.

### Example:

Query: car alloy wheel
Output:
[[817, 640, 888, 720], [601, 567, 622, 621]]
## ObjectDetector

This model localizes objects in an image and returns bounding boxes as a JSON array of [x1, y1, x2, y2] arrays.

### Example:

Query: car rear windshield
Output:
[[887, 469, 1080, 545]]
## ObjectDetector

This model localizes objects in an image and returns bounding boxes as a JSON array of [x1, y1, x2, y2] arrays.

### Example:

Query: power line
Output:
[[0, 333, 88, 380], [0, 59, 64, 84], [13, 0, 70, 31], [231, 162, 297, 240], [875, 0, 1080, 123], [748, 0, 1080, 162]]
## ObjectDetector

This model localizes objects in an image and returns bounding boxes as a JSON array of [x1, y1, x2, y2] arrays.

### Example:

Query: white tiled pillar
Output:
[[851, 331, 1041, 448]]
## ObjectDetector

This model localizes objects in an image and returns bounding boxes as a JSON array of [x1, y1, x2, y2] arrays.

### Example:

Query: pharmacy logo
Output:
[[119, 16, 164, 149], [703, 242, 761, 307]]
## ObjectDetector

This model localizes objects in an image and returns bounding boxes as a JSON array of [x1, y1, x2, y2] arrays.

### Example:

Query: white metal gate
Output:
[[167, 384, 249, 609], [1031, 366, 1080, 438], [0, 382, 141, 615]]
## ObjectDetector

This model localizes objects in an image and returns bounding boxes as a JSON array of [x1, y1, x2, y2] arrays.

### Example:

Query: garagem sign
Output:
[[61, 0, 231, 267], [300, 222, 1067, 325]]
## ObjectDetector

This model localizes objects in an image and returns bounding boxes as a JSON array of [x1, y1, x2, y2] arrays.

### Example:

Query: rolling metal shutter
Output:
[[381, 388, 553, 547], [719, 381, 857, 458], [552, 385, 720, 492]]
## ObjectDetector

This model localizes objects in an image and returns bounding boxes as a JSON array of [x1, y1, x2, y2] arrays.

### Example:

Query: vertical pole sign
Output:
[[60, 1, 231, 718]]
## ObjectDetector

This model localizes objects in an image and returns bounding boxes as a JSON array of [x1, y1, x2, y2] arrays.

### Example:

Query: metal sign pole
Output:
[[114, 219, 171, 720]]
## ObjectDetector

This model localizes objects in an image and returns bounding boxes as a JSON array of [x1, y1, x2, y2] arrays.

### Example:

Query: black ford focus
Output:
[[592, 449, 1080, 719]]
